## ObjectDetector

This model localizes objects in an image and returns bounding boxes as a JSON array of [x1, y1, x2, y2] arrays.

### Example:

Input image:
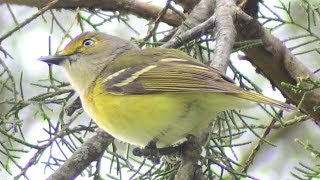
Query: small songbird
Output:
[[39, 31, 291, 148]]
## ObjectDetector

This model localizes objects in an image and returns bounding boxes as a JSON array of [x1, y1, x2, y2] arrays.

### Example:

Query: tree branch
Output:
[[0, 0, 184, 26], [210, 0, 237, 72], [47, 129, 114, 180], [0, 0, 60, 43], [235, 11, 320, 122], [174, 136, 206, 180], [173, 0, 215, 37], [161, 14, 216, 49]]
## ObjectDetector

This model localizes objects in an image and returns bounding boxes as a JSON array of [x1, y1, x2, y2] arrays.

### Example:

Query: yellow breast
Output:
[[81, 79, 243, 147]]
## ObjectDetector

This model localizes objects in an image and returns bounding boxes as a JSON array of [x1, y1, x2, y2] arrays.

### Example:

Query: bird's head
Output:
[[39, 31, 138, 96]]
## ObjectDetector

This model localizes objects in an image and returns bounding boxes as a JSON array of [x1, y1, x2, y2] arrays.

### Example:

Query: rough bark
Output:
[[0, 0, 184, 26], [236, 12, 320, 122], [47, 129, 114, 180]]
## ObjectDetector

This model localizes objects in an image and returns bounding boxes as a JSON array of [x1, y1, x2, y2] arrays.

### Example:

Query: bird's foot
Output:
[[133, 141, 161, 164], [133, 140, 185, 164]]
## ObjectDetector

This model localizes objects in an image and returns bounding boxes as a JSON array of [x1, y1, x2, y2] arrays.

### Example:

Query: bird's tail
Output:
[[230, 91, 295, 111]]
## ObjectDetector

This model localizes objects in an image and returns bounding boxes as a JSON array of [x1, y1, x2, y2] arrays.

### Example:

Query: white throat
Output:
[[61, 59, 99, 97]]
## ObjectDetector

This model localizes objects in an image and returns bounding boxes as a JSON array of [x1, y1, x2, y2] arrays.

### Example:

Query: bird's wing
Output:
[[102, 58, 243, 95], [100, 57, 293, 110]]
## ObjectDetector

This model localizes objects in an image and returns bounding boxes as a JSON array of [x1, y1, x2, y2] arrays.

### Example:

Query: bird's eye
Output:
[[82, 39, 95, 47]]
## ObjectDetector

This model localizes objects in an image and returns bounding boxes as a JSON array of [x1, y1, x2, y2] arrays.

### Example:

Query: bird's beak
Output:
[[38, 55, 68, 65]]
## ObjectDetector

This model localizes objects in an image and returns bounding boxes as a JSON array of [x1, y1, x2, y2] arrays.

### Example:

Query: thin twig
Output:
[[5, 3, 19, 25], [55, 7, 80, 53], [241, 114, 279, 174], [47, 128, 114, 180], [0, 45, 13, 59], [0, 0, 60, 43], [141, 0, 173, 45], [14, 109, 83, 179]]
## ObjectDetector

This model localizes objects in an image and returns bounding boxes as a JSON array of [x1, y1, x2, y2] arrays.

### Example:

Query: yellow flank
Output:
[[82, 78, 246, 147], [113, 65, 156, 87]]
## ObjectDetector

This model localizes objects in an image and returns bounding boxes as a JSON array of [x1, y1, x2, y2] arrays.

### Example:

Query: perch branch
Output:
[[47, 129, 114, 180], [0, 0, 184, 26]]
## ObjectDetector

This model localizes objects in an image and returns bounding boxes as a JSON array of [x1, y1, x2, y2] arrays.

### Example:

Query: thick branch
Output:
[[173, 0, 215, 37], [175, 136, 206, 180], [236, 11, 320, 121], [210, 0, 237, 72], [47, 129, 114, 180], [172, 0, 200, 13], [1, 0, 184, 26], [162, 14, 216, 48]]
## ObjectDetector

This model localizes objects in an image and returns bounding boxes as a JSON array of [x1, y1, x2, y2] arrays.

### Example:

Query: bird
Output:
[[38, 31, 292, 148]]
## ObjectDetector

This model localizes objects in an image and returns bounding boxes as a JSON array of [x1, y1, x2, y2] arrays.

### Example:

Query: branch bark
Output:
[[161, 14, 216, 49], [236, 11, 320, 122], [0, 0, 184, 26], [47, 129, 114, 180], [210, 0, 237, 72], [174, 136, 206, 180], [173, 0, 215, 37]]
